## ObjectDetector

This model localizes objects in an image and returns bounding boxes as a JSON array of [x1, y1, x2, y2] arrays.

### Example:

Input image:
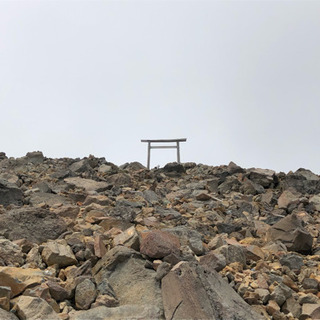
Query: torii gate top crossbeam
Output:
[[141, 138, 187, 169]]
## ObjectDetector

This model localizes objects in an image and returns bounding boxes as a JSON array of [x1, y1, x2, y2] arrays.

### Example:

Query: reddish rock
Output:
[[94, 235, 107, 258], [140, 230, 180, 259]]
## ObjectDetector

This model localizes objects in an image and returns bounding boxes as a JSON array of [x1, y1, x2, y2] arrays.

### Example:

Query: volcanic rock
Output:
[[140, 230, 180, 259], [161, 261, 263, 320], [0, 208, 67, 244], [0, 152, 320, 319], [0, 267, 45, 298], [41, 240, 77, 268], [266, 213, 313, 253], [13, 295, 60, 320], [0, 179, 23, 206]]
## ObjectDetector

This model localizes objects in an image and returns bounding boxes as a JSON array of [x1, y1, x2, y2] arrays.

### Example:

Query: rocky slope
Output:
[[0, 151, 319, 320]]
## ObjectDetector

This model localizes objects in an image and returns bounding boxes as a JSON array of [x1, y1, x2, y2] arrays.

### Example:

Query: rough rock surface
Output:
[[0, 208, 67, 244], [162, 261, 263, 320], [0, 152, 319, 319]]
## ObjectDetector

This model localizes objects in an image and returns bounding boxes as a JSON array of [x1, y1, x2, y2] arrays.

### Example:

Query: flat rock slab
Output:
[[93, 246, 163, 314], [161, 261, 264, 320], [0, 208, 67, 244], [69, 305, 162, 320], [29, 192, 73, 206], [64, 177, 109, 192]]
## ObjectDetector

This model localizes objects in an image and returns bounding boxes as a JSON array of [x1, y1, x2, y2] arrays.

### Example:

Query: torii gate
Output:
[[141, 138, 187, 170]]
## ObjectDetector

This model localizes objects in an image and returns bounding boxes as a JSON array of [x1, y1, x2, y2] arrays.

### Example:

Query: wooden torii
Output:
[[141, 138, 187, 170]]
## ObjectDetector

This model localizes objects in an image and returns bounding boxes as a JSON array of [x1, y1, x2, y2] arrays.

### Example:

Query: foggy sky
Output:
[[1, 0, 320, 173]]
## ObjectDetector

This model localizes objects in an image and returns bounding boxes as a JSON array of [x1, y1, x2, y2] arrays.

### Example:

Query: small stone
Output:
[[75, 278, 97, 310], [208, 235, 227, 250], [0, 286, 11, 311], [93, 235, 107, 258], [41, 240, 77, 268], [113, 226, 139, 251], [266, 300, 280, 316], [199, 252, 226, 272], [243, 291, 261, 305], [255, 288, 270, 305], [298, 293, 319, 305], [270, 284, 293, 307], [91, 294, 119, 308], [46, 281, 69, 302], [300, 303, 320, 320], [155, 262, 171, 281], [302, 278, 319, 291], [281, 296, 301, 318], [280, 253, 304, 271]]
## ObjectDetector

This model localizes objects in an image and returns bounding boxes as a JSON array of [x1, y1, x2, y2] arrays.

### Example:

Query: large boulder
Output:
[[0, 208, 67, 244], [93, 246, 163, 314], [266, 213, 313, 254], [0, 179, 23, 206], [161, 261, 263, 320]]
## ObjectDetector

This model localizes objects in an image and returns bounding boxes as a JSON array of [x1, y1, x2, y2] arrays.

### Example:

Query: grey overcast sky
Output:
[[0, 0, 320, 173]]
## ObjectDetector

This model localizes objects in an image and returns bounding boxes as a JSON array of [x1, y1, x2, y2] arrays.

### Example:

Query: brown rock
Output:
[[278, 190, 300, 210], [64, 177, 109, 192], [140, 230, 180, 259], [13, 296, 60, 320], [281, 296, 301, 318], [0, 286, 11, 311], [113, 226, 139, 250], [266, 213, 313, 254], [0, 308, 19, 320], [300, 303, 320, 320], [41, 240, 77, 268], [0, 239, 24, 267], [266, 300, 280, 316], [75, 278, 97, 310], [243, 291, 261, 305], [93, 234, 107, 258], [0, 267, 45, 298], [199, 252, 226, 272], [91, 294, 119, 308], [46, 281, 69, 302], [23, 283, 60, 313]]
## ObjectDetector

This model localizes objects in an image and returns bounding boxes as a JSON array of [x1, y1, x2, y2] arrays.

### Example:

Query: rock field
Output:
[[0, 151, 319, 319]]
